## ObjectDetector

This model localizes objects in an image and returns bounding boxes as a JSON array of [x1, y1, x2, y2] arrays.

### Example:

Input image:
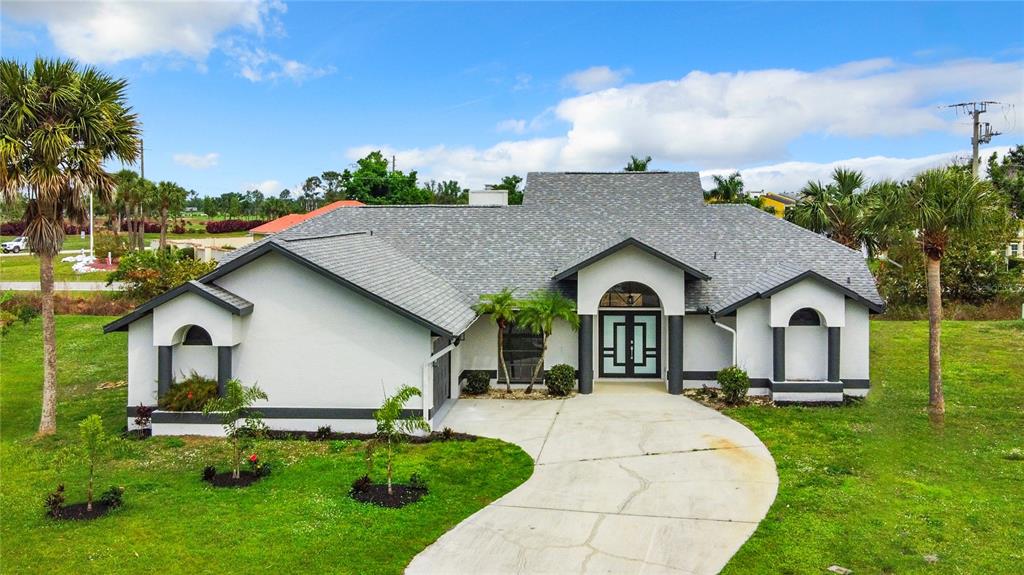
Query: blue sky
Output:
[[2, 1, 1022, 194]]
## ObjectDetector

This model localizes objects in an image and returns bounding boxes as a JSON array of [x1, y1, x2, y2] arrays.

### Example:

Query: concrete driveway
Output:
[[407, 387, 777, 575]]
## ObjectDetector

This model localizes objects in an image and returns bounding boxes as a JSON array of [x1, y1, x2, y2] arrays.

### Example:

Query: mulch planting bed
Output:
[[350, 483, 428, 508], [264, 429, 477, 444], [467, 389, 575, 401], [203, 470, 263, 488], [50, 501, 115, 521]]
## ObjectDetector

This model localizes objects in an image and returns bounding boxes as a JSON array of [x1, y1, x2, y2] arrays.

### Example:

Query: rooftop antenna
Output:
[[945, 101, 1004, 176]]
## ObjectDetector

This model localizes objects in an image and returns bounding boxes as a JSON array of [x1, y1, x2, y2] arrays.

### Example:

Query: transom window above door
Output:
[[599, 282, 661, 308]]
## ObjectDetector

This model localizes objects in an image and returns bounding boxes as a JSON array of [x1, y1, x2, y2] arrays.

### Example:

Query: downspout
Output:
[[709, 311, 737, 366], [422, 337, 457, 428]]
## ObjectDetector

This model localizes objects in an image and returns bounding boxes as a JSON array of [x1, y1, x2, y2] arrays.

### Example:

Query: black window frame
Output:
[[183, 325, 213, 346], [788, 308, 822, 326], [500, 324, 543, 382]]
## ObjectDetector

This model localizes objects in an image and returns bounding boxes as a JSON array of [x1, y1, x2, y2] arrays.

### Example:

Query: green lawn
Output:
[[2, 231, 252, 254], [0, 316, 533, 575], [0, 255, 109, 282], [723, 320, 1024, 574]]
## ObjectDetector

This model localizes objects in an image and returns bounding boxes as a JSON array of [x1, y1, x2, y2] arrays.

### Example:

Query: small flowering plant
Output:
[[246, 452, 271, 477]]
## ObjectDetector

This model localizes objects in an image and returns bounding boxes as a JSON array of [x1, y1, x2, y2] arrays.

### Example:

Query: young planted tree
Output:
[[202, 379, 268, 479], [153, 181, 188, 249], [0, 58, 141, 436], [872, 168, 1009, 416], [75, 415, 111, 512], [516, 291, 580, 393], [472, 288, 518, 393], [624, 155, 652, 172], [789, 167, 877, 251], [374, 385, 430, 495]]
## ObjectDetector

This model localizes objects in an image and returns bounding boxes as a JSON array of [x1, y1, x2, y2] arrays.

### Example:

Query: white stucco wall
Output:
[[457, 315, 498, 372], [736, 299, 772, 380], [174, 345, 218, 381], [152, 291, 241, 346], [840, 300, 870, 381], [785, 325, 828, 381], [546, 318, 578, 367], [211, 251, 432, 410], [127, 315, 158, 406], [576, 245, 687, 316], [683, 315, 733, 373], [769, 277, 846, 327]]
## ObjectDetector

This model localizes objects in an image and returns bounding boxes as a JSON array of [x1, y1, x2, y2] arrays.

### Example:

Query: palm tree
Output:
[[472, 289, 518, 393], [624, 155, 652, 172], [113, 169, 152, 251], [872, 168, 1008, 417], [153, 181, 188, 249], [789, 167, 876, 251], [0, 58, 141, 436], [705, 172, 745, 203], [516, 290, 580, 393]]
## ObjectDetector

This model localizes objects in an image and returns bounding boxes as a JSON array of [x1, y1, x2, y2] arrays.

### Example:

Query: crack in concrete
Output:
[[537, 443, 767, 466], [616, 461, 652, 513], [492, 503, 761, 525], [534, 398, 565, 463]]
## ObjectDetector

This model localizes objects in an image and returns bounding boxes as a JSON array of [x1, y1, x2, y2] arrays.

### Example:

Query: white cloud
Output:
[[496, 119, 527, 134], [353, 57, 1022, 187], [4, 0, 331, 83], [243, 179, 282, 194], [3, 0, 275, 63], [513, 73, 532, 91], [223, 40, 335, 83], [700, 146, 1014, 194], [562, 66, 631, 93], [173, 152, 220, 170]]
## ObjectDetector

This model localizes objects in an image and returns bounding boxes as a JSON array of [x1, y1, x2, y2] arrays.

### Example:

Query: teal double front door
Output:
[[599, 311, 661, 378]]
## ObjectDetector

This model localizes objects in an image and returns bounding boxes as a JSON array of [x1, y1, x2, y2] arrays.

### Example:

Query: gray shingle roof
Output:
[[216, 172, 883, 333], [104, 280, 253, 333]]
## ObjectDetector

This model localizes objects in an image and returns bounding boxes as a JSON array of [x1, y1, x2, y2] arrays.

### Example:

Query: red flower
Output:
[[249, 454, 258, 463], [187, 391, 194, 399]]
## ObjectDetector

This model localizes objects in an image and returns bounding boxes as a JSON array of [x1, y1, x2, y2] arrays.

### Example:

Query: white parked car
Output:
[[1, 236, 28, 254]]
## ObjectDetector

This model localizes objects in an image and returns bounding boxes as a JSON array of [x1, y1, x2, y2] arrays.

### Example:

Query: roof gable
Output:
[[103, 281, 253, 333], [552, 237, 710, 281]]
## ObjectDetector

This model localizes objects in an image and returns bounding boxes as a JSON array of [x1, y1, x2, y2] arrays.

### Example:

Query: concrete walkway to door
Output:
[[407, 387, 778, 574]]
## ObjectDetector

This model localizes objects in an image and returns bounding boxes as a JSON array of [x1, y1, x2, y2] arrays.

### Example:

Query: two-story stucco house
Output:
[[105, 172, 884, 435]]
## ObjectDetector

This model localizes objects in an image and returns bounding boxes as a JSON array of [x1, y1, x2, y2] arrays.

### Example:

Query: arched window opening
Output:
[[789, 308, 822, 326], [600, 282, 661, 308], [183, 325, 213, 346]]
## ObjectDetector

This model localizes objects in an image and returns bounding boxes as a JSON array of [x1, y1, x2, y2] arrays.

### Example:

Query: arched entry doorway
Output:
[[598, 282, 662, 378]]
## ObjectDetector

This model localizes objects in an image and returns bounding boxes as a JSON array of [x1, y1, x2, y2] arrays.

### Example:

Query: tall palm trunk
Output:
[[526, 333, 548, 394], [497, 324, 511, 393], [37, 251, 58, 436], [926, 256, 944, 416], [158, 206, 168, 249]]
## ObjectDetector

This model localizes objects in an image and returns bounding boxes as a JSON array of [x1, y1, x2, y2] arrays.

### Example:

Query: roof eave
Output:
[[552, 237, 710, 282]]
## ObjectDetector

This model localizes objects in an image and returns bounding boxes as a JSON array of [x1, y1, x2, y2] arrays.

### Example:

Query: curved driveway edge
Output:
[[407, 392, 777, 575]]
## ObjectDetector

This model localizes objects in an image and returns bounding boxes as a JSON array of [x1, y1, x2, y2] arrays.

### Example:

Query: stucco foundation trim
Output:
[[142, 406, 428, 423]]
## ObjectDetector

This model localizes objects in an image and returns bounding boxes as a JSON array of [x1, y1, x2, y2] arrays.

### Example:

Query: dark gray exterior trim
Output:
[[771, 381, 843, 393], [199, 241, 456, 338], [713, 269, 885, 316], [578, 314, 594, 394], [217, 346, 232, 396], [552, 237, 710, 281], [843, 379, 870, 389], [827, 327, 841, 382], [149, 406, 421, 423], [667, 315, 683, 395], [772, 327, 786, 383], [104, 280, 253, 333], [681, 371, 770, 389], [158, 345, 172, 398]]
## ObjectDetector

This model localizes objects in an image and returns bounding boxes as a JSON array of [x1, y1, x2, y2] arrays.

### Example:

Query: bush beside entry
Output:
[[464, 371, 490, 395], [545, 364, 576, 396], [717, 366, 751, 404]]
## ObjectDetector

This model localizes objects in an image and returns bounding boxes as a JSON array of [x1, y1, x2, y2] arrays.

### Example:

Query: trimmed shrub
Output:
[[98, 486, 124, 508], [544, 364, 576, 396], [463, 370, 490, 395], [108, 249, 216, 301], [205, 219, 267, 234], [717, 366, 750, 404], [93, 232, 128, 259], [158, 371, 218, 411]]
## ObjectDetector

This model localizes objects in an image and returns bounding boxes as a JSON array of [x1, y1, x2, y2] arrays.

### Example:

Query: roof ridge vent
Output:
[[282, 230, 372, 242]]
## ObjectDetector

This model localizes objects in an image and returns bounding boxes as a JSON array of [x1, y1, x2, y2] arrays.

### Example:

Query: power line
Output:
[[945, 101, 1004, 176]]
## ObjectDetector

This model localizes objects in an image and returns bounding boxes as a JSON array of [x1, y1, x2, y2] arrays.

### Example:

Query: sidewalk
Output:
[[0, 281, 124, 291]]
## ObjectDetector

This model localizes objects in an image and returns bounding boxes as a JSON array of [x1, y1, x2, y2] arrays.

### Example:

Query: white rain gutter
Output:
[[422, 340, 456, 427], [709, 313, 737, 366]]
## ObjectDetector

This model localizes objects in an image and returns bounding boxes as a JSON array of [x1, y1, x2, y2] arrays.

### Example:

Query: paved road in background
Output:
[[0, 281, 123, 291]]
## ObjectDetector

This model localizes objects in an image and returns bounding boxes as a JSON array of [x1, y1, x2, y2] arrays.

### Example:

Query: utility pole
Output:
[[946, 101, 1003, 177]]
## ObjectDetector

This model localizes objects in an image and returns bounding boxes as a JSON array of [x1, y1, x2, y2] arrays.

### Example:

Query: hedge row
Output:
[[205, 219, 267, 233], [1, 222, 90, 236]]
